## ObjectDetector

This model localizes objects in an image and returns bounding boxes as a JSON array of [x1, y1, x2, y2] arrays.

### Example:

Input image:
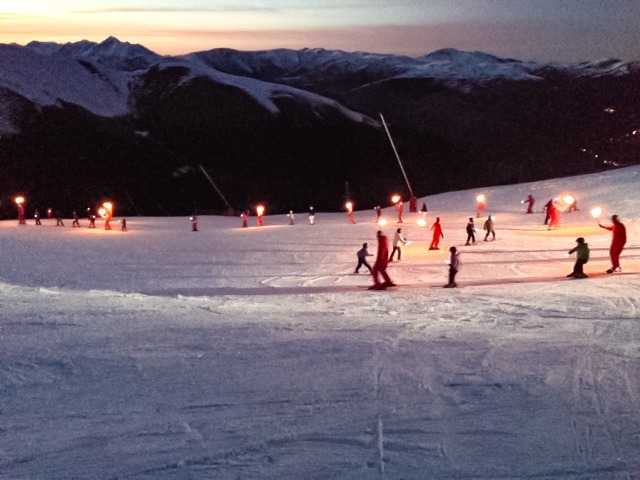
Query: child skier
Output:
[[465, 218, 476, 245], [444, 246, 459, 288], [355, 243, 374, 274], [567, 237, 589, 278]]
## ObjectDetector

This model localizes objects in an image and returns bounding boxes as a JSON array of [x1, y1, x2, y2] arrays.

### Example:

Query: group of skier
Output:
[[357, 210, 627, 289], [19, 209, 125, 231]]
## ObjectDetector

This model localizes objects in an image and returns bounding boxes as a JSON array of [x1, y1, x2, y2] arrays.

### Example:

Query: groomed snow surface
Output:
[[2, 167, 639, 479]]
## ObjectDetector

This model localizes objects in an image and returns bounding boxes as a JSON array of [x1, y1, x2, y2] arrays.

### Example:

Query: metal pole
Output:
[[198, 164, 233, 210], [379, 112, 414, 198]]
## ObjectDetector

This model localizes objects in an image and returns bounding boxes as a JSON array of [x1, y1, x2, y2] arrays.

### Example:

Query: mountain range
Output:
[[0, 36, 639, 216]]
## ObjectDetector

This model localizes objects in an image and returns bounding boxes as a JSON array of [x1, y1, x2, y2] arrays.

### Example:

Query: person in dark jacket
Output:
[[72, 210, 81, 227], [567, 237, 589, 278], [465, 218, 476, 245], [443, 246, 459, 288], [599, 215, 627, 273], [355, 242, 374, 274], [369, 231, 395, 289], [374, 205, 382, 223]]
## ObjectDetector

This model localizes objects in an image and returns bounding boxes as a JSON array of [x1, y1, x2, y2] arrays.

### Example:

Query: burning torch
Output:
[[256, 204, 265, 226], [15, 196, 26, 224]]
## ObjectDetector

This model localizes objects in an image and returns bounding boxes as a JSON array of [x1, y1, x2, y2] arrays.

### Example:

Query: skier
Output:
[[420, 202, 427, 219], [89, 214, 96, 228], [256, 206, 265, 227], [465, 218, 476, 245], [567, 237, 589, 278], [71, 210, 80, 227], [17, 203, 26, 225], [104, 214, 112, 230], [598, 215, 626, 273], [34, 210, 42, 225], [429, 217, 444, 250], [396, 200, 404, 223], [476, 195, 486, 218], [374, 205, 382, 223], [443, 246, 459, 288], [55, 211, 64, 226], [346, 202, 355, 224], [354, 242, 374, 274], [389, 228, 407, 262], [190, 214, 198, 232], [369, 230, 395, 290], [483, 215, 496, 241], [241, 210, 248, 228], [543, 199, 553, 225], [308, 206, 315, 225], [547, 200, 561, 230], [121, 218, 127, 232], [524, 195, 535, 214], [288, 210, 295, 225]]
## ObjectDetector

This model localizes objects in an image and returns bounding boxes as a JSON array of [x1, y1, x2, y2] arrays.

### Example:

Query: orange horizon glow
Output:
[[1, 3, 638, 62]]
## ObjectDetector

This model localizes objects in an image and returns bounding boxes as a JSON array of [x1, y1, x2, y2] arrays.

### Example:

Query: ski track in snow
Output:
[[1, 166, 640, 479]]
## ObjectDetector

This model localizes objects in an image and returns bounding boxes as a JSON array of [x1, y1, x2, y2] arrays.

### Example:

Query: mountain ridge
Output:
[[0, 37, 638, 217]]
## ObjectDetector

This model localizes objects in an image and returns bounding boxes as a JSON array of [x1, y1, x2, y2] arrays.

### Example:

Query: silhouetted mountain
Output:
[[0, 38, 638, 217]]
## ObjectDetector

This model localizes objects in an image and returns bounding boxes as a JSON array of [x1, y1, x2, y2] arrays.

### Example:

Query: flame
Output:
[[256, 205, 265, 216], [345, 202, 353, 211], [591, 207, 603, 218], [378, 218, 388, 227], [476, 194, 486, 203], [98, 208, 107, 218], [563, 195, 575, 205], [14, 196, 25, 205], [417, 218, 427, 227], [391, 194, 401, 204]]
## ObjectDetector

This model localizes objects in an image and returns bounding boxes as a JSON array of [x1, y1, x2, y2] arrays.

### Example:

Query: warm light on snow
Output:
[[563, 194, 575, 205], [378, 218, 388, 226], [1, 165, 639, 479], [417, 218, 426, 227]]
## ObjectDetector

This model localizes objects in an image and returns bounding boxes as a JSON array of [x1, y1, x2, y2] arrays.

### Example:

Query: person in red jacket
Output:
[[599, 214, 627, 273], [547, 200, 562, 230], [524, 194, 535, 214], [369, 230, 395, 290], [396, 201, 404, 223], [429, 217, 444, 250], [241, 210, 248, 228]]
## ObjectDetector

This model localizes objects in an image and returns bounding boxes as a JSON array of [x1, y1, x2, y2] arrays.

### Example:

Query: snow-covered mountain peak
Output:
[[27, 36, 161, 72]]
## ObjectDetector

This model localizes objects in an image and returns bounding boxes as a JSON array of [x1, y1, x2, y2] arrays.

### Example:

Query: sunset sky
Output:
[[1, 0, 639, 62]]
